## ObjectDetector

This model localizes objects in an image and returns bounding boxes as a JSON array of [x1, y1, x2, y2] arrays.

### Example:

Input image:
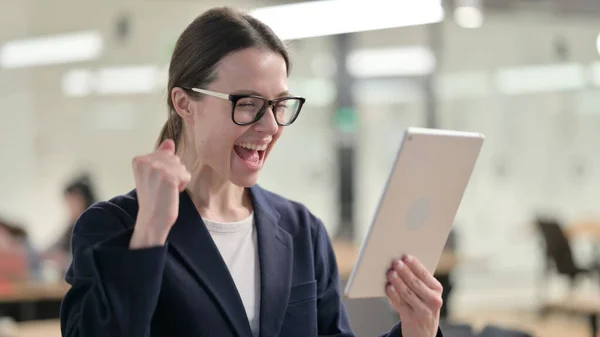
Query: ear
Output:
[[171, 87, 199, 123]]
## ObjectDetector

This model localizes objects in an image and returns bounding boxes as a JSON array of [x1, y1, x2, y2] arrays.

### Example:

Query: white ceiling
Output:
[[0, 0, 286, 41]]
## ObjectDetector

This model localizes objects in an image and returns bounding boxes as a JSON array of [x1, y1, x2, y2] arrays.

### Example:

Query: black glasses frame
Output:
[[186, 87, 306, 126]]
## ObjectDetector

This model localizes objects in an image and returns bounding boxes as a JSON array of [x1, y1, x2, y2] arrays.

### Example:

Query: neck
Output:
[[179, 146, 252, 222]]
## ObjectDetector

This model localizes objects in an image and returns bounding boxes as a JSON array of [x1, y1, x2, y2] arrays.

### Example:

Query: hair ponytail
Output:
[[156, 111, 183, 150]]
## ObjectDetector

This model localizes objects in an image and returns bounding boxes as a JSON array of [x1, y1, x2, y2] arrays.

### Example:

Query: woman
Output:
[[0, 218, 32, 282], [60, 7, 443, 337], [44, 175, 97, 275], [52, 174, 97, 256]]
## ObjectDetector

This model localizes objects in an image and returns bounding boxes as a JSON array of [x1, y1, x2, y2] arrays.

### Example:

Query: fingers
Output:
[[157, 152, 189, 191], [388, 256, 443, 312], [132, 155, 151, 185], [386, 282, 413, 318], [404, 255, 443, 292], [158, 139, 176, 153], [132, 142, 190, 191], [154, 156, 189, 190], [178, 165, 192, 192], [388, 268, 431, 316]]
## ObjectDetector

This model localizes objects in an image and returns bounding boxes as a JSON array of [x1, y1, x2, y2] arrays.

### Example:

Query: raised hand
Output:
[[129, 139, 191, 249]]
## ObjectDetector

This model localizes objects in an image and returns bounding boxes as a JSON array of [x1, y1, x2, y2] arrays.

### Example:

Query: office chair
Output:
[[535, 217, 597, 290]]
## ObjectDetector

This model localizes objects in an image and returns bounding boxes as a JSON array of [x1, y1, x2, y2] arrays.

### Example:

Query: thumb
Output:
[[157, 139, 176, 154]]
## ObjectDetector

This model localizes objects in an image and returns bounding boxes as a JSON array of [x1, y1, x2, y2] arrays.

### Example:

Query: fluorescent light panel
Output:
[[353, 79, 423, 105], [454, 0, 483, 29], [62, 65, 162, 96], [0, 31, 103, 69], [347, 46, 436, 78], [454, 6, 483, 29], [495, 63, 586, 95], [437, 71, 491, 99], [61, 69, 94, 97], [250, 0, 444, 40], [590, 62, 600, 87], [95, 65, 159, 95]]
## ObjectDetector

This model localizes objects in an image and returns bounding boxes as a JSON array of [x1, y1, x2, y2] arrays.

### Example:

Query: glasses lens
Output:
[[273, 98, 302, 125], [233, 97, 267, 124], [233, 97, 302, 125]]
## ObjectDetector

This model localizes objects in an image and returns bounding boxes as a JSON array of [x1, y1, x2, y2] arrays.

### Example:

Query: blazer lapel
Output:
[[249, 186, 293, 337], [167, 191, 253, 337]]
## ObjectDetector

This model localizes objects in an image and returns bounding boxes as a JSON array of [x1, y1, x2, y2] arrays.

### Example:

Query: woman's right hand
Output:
[[130, 139, 191, 249]]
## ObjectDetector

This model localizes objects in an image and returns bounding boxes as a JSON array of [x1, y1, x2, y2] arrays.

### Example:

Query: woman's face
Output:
[[175, 47, 288, 187]]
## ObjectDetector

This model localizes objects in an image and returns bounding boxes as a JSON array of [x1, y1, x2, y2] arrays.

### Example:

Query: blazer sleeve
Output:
[[60, 204, 168, 337], [313, 218, 443, 337]]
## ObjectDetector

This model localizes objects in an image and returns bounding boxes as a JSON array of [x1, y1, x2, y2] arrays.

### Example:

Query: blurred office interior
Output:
[[2, 0, 600, 336]]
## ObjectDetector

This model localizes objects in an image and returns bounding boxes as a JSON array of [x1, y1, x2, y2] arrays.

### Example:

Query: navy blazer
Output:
[[60, 185, 442, 337]]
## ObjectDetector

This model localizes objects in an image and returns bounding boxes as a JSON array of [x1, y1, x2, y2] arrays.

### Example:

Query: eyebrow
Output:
[[231, 90, 290, 98]]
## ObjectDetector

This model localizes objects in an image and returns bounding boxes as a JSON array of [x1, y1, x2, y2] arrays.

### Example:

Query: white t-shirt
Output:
[[203, 213, 260, 337]]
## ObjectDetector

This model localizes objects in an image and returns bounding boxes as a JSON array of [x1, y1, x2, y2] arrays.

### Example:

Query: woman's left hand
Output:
[[386, 255, 443, 337]]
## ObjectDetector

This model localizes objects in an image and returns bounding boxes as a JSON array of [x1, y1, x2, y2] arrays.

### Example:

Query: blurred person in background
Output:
[[0, 218, 34, 283], [44, 174, 97, 271], [60, 7, 443, 337], [0, 218, 34, 324]]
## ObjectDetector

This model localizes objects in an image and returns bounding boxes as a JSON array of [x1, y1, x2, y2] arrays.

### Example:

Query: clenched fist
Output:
[[130, 139, 191, 249]]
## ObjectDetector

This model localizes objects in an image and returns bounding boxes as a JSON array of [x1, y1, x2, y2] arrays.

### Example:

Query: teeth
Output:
[[235, 142, 268, 151]]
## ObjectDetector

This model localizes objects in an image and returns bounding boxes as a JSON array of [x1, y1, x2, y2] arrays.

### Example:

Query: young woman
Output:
[[60, 7, 443, 337], [53, 175, 97, 255]]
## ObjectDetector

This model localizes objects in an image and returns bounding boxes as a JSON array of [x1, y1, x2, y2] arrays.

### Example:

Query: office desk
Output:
[[565, 220, 600, 241], [333, 240, 359, 279], [0, 281, 69, 322], [541, 296, 600, 337], [18, 319, 60, 337], [0, 281, 69, 303], [332, 240, 457, 279]]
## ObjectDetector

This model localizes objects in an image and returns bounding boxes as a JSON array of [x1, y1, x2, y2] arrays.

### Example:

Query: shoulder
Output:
[[72, 189, 140, 236]]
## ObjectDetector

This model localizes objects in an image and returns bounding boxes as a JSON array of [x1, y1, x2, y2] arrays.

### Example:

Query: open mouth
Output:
[[233, 142, 267, 166]]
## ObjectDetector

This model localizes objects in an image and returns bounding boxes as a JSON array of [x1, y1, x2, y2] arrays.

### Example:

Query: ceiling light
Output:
[[347, 46, 436, 78], [62, 65, 161, 96], [0, 31, 103, 69], [250, 0, 444, 40], [495, 63, 585, 95], [454, 6, 483, 29], [61, 69, 93, 97], [95, 65, 159, 95]]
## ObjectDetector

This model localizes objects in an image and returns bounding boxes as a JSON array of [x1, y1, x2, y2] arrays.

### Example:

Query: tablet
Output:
[[344, 127, 484, 299]]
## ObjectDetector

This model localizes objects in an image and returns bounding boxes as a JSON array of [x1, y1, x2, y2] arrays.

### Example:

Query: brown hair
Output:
[[0, 218, 27, 239], [157, 7, 291, 150]]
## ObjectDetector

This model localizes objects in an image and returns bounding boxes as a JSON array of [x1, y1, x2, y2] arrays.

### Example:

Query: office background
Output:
[[1, 0, 600, 336]]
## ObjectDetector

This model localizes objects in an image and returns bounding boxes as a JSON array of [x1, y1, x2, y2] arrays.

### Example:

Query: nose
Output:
[[254, 105, 279, 135]]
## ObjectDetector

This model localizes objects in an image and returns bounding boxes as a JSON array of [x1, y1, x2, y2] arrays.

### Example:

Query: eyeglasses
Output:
[[187, 87, 306, 126]]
